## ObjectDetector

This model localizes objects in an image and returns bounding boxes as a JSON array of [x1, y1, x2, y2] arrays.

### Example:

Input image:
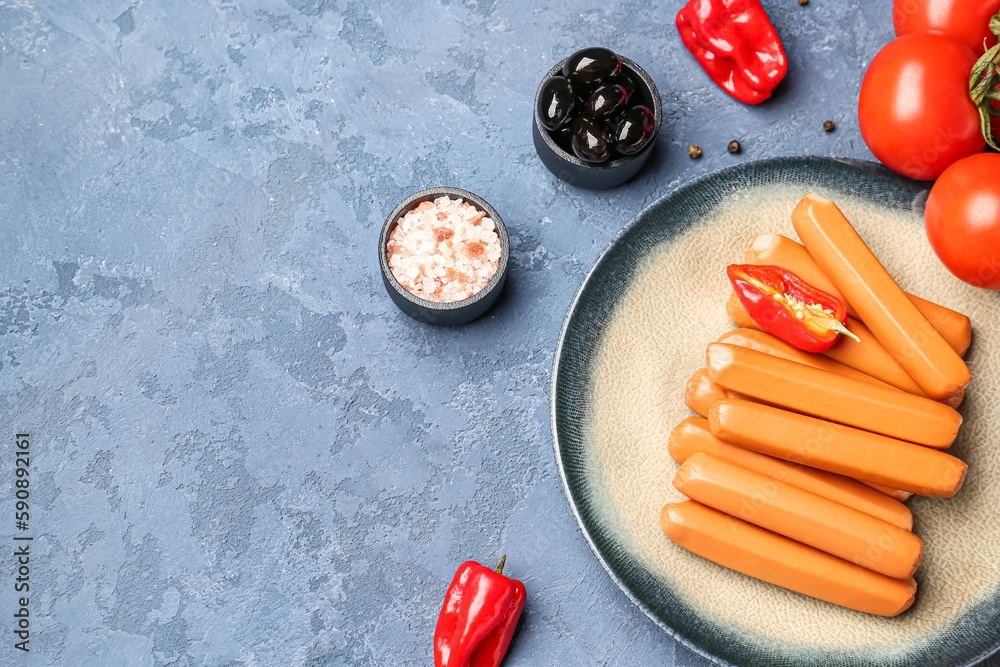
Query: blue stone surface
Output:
[[0, 1, 996, 665]]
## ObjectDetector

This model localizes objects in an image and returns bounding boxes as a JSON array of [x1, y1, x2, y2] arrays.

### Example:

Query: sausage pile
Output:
[[660, 192, 973, 616]]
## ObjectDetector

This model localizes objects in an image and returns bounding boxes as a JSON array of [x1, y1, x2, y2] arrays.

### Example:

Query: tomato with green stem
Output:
[[858, 32, 998, 180]]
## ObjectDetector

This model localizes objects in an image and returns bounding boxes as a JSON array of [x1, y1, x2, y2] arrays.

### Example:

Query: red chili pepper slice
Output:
[[727, 264, 859, 353], [676, 0, 788, 105], [434, 556, 526, 667]]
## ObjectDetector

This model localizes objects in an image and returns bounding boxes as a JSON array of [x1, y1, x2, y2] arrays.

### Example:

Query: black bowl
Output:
[[379, 187, 510, 326], [533, 54, 662, 190]]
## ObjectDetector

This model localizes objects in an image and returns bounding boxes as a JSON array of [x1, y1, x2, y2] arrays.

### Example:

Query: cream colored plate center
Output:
[[585, 183, 1000, 650]]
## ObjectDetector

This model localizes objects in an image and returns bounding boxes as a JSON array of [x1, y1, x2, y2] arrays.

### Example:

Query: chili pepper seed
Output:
[[727, 140, 742, 154], [688, 144, 703, 159], [823, 120, 836, 132]]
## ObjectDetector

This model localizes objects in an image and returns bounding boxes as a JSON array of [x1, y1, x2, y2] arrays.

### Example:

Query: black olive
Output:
[[616, 70, 639, 100], [552, 124, 573, 152], [612, 105, 655, 155], [562, 47, 621, 87], [537, 76, 576, 131], [587, 84, 629, 119], [570, 116, 611, 163]]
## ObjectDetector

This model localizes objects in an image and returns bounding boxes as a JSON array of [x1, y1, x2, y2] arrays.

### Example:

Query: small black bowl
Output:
[[380, 187, 510, 327], [533, 54, 662, 190]]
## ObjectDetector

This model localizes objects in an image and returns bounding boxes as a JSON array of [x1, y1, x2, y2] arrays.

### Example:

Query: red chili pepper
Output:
[[434, 555, 526, 667], [727, 264, 859, 353], [676, 0, 788, 105]]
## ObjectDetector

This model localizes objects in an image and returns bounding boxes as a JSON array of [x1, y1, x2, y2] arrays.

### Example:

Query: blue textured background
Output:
[[1, 1, 996, 665]]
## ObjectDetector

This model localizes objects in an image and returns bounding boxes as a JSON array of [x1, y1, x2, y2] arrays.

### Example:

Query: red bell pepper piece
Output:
[[727, 264, 859, 353], [676, 0, 788, 104], [434, 556, 526, 667]]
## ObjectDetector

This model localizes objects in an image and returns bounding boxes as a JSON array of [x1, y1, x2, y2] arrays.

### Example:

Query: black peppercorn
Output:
[[727, 140, 742, 154], [823, 120, 836, 132]]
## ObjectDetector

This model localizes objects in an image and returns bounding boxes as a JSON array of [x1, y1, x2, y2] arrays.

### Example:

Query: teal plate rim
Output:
[[550, 156, 1000, 667]]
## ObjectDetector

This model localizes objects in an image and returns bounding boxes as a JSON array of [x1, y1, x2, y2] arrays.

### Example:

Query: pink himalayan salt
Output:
[[387, 196, 502, 303]]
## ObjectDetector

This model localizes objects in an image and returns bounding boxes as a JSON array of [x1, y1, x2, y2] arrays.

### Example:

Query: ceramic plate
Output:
[[551, 156, 1000, 667]]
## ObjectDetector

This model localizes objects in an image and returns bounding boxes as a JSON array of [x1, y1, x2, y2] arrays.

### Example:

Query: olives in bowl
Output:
[[533, 48, 661, 189]]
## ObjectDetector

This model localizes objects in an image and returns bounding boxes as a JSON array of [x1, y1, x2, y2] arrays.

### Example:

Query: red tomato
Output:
[[858, 33, 985, 181], [893, 0, 1000, 54], [924, 153, 1000, 290]]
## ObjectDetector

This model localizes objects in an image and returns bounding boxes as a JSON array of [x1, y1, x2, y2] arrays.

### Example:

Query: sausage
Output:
[[681, 372, 914, 501], [682, 371, 915, 500], [659, 500, 917, 616], [716, 328, 895, 389], [745, 233, 971, 356], [684, 367, 748, 417], [684, 367, 728, 417], [668, 416, 913, 530], [862, 481, 912, 503], [818, 317, 938, 399], [708, 398, 967, 497], [791, 193, 970, 403], [706, 343, 962, 448], [727, 292, 931, 399], [673, 453, 924, 579]]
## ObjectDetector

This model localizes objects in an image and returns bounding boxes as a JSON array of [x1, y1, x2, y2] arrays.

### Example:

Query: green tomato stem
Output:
[[969, 41, 1000, 151]]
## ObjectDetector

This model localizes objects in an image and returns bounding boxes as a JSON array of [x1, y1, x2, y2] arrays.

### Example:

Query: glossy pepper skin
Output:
[[727, 264, 857, 353], [434, 556, 526, 667], [676, 0, 788, 104]]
